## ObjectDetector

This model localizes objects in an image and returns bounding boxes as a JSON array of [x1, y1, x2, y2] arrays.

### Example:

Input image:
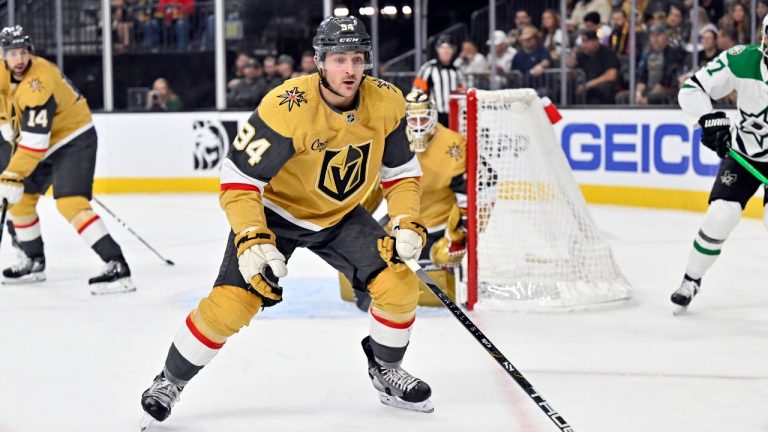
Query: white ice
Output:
[[0, 194, 766, 432]]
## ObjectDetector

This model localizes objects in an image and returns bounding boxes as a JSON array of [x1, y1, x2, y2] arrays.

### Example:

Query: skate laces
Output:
[[381, 367, 420, 392], [146, 377, 182, 407]]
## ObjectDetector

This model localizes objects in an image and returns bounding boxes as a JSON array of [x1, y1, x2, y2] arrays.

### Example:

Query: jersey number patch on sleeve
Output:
[[705, 58, 726, 76], [26, 109, 48, 128], [233, 123, 271, 166]]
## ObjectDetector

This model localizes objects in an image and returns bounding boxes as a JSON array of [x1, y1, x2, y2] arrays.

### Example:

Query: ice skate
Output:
[[361, 336, 434, 413], [140, 372, 183, 430], [89, 259, 136, 295], [671, 276, 700, 315], [2, 255, 46, 284]]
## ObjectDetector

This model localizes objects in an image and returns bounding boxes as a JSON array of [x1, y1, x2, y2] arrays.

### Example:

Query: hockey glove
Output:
[[377, 235, 406, 271], [698, 111, 731, 158], [392, 215, 427, 262], [0, 171, 24, 204], [430, 236, 466, 268], [235, 227, 287, 306]]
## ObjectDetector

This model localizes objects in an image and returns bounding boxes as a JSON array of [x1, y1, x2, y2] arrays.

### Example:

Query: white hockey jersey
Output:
[[679, 44, 768, 162]]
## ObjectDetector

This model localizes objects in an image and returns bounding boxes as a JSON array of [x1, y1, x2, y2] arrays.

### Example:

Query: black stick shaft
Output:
[[404, 259, 574, 432], [93, 197, 175, 265], [0, 199, 7, 250]]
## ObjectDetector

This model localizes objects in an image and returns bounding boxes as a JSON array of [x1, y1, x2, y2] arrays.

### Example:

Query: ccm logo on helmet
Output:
[[339, 38, 360, 43]]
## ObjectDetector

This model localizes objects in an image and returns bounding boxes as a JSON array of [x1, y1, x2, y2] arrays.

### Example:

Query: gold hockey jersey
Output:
[[220, 73, 422, 233], [417, 123, 466, 231], [0, 57, 92, 176]]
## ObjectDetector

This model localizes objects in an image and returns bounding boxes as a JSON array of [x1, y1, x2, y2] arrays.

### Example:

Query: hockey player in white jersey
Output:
[[673, 16, 768, 313]]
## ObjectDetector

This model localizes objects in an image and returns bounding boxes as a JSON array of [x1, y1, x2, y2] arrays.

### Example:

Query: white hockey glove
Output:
[[392, 215, 428, 262], [235, 227, 287, 307], [0, 171, 24, 204]]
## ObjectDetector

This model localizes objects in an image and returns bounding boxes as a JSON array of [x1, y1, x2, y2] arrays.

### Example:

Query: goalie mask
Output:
[[313, 16, 372, 96], [405, 91, 438, 153], [762, 15, 768, 60], [0, 25, 33, 54]]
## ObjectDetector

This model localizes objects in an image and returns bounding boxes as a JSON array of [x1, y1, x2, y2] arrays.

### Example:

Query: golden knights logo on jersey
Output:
[[317, 142, 370, 202]]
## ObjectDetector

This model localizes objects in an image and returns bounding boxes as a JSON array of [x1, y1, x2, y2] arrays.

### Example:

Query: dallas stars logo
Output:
[[446, 142, 462, 161], [277, 86, 307, 111], [28, 78, 44, 93], [738, 106, 768, 148], [720, 170, 737, 186], [373, 78, 397, 92]]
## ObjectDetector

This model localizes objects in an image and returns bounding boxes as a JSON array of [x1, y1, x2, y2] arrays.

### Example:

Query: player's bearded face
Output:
[[322, 52, 366, 97], [4, 48, 30, 76]]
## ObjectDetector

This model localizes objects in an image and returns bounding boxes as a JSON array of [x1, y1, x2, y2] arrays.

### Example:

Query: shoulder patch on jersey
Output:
[[276, 86, 308, 112], [372, 77, 397, 92], [726, 45, 763, 81], [446, 142, 462, 161], [728, 45, 746, 55], [28, 77, 44, 93]]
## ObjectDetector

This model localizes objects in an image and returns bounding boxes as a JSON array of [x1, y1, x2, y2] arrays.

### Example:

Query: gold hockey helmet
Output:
[[405, 90, 437, 153]]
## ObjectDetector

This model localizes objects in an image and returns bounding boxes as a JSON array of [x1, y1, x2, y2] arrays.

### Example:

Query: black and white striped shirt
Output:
[[412, 59, 465, 114]]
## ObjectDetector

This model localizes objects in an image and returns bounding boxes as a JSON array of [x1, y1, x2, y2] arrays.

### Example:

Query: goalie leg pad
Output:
[[366, 268, 420, 364], [686, 199, 741, 279]]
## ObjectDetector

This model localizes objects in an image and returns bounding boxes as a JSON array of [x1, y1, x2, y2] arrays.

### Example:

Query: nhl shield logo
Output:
[[317, 142, 370, 202]]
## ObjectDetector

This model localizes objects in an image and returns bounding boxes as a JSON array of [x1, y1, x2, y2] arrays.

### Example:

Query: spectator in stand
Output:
[[617, 23, 686, 105], [676, 28, 719, 90], [541, 8, 564, 64], [487, 30, 517, 76], [515, 9, 533, 29], [228, 53, 254, 90], [111, 0, 132, 52], [569, 0, 613, 31], [567, 30, 619, 104], [453, 40, 488, 86], [413, 34, 465, 126], [147, 78, 183, 111], [579, 11, 612, 45], [757, 0, 768, 41], [718, 2, 750, 45], [275, 54, 295, 85], [664, 3, 689, 50], [227, 58, 268, 109], [620, 0, 650, 23], [717, 26, 738, 51], [293, 51, 316, 77], [512, 26, 551, 78], [699, 0, 725, 25], [262, 55, 280, 89], [609, 9, 641, 58], [144, 0, 195, 49]]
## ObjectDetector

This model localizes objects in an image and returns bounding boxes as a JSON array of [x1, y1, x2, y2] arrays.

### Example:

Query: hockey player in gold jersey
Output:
[[140, 16, 432, 428], [351, 90, 467, 311], [0, 26, 134, 294]]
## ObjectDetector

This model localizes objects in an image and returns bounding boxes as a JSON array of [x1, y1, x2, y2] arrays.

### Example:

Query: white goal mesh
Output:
[[462, 89, 631, 310]]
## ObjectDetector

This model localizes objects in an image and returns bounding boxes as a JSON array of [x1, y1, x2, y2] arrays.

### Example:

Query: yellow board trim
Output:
[[580, 184, 764, 219], [89, 178, 764, 219]]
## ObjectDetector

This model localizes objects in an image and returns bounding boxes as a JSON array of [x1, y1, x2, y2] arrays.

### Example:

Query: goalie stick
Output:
[[403, 258, 575, 432]]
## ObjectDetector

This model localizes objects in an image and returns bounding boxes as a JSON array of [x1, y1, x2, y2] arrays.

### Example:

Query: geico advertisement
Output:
[[92, 112, 250, 178], [554, 109, 731, 191]]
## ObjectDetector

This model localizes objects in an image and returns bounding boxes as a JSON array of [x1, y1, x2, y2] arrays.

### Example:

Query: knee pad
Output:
[[9, 193, 40, 221], [367, 268, 420, 321], [194, 285, 263, 340], [55, 195, 93, 223], [702, 199, 742, 240]]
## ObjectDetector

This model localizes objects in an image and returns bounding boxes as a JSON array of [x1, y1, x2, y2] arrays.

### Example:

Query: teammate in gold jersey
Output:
[[140, 16, 434, 428], [0, 26, 134, 294], [352, 90, 467, 311]]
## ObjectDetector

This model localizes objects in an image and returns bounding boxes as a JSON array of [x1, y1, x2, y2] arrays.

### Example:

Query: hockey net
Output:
[[454, 89, 631, 311]]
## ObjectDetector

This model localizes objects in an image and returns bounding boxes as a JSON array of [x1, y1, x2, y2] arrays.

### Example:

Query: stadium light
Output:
[[381, 5, 397, 15], [334, 7, 349, 16], [359, 6, 375, 15], [402, 5, 412, 15]]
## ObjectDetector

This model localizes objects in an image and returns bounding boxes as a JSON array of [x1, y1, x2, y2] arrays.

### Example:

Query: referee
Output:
[[412, 34, 466, 126]]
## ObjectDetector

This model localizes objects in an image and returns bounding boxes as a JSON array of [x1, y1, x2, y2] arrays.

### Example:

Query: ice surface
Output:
[[0, 194, 766, 432]]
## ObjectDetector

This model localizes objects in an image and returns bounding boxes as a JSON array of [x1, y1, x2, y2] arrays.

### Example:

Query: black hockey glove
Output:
[[698, 111, 731, 158], [248, 268, 283, 308]]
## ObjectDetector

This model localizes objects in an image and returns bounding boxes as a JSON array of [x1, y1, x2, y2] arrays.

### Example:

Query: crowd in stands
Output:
[[446, 0, 768, 105], [110, 0, 213, 51]]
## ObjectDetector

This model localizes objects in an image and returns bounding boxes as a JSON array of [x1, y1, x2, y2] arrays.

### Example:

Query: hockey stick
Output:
[[729, 149, 768, 185], [403, 258, 574, 432], [93, 197, 175, 266], [0, 198, 7, 252]]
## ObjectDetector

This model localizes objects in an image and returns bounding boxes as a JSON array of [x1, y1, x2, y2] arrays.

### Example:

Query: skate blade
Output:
[[673, 305, 688, 316], [139, 413, 155, 431], [378, 392, 434, 413], [90, 277, 137, 295], [2, 272, 46, 285]]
